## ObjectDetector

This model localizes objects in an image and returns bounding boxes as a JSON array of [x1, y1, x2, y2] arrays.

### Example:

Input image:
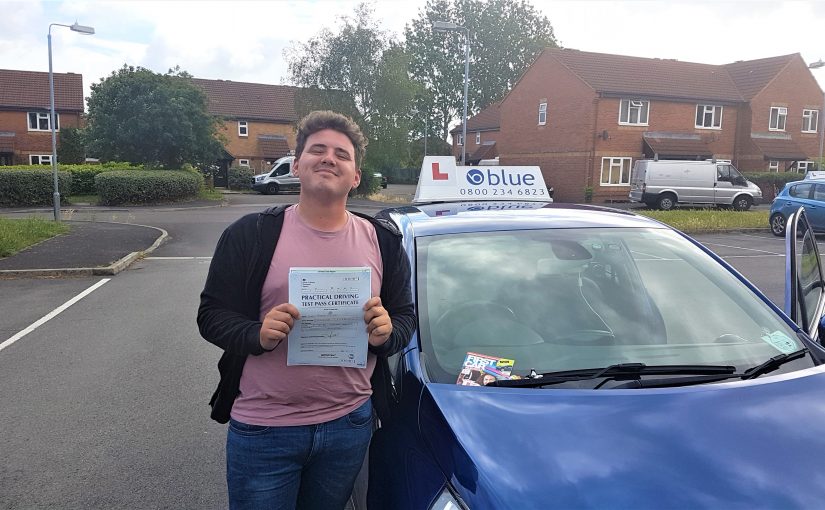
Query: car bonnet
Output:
[[419, 367, 825, 509]]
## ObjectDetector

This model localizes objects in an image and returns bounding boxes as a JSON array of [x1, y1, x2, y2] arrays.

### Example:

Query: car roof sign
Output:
[[413, 156, 550, 204]]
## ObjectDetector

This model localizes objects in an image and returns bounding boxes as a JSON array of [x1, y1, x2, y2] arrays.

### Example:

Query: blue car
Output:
[[367, 157, 825, 509], [769, 178, 825, 236]]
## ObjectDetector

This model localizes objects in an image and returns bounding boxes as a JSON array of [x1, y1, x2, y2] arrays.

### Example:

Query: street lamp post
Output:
[[48, 21, 94, 221], [433, 20, 470, 166], [808, 59, 825, 171]]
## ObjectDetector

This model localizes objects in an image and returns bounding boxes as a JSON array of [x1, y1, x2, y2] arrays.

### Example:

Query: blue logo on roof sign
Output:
[[466, 168, 537, 186], [467, 169, 484, 185]]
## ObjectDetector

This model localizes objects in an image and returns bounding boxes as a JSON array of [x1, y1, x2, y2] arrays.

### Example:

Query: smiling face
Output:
[[293, 128, 361, 200]]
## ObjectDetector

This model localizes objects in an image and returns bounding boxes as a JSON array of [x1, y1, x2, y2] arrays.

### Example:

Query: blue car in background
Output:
[[770, 178, 825, 236], [367, 157, 825, 509]]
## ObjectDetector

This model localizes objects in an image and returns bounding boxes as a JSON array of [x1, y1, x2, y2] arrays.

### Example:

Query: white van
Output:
[[628, 159, 762, 210], [251, 156, 298, 195]]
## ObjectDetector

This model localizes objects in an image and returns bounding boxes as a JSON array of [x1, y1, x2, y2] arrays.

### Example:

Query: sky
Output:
[[4, 0, 825, 102]]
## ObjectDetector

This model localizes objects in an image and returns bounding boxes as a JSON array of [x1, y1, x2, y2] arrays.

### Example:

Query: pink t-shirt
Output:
[[231, 206, 383, 426]]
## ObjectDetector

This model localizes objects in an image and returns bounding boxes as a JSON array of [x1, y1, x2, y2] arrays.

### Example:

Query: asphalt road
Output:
[[0, 189, 794, 509]]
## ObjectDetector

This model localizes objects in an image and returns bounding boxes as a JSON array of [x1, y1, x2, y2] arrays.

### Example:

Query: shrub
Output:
[[0, 167, 72, 206], [228, 165, 254, 191], [744, 171, 803, 201], [95, 169, 203, 205], [66, 163, 141, 194]]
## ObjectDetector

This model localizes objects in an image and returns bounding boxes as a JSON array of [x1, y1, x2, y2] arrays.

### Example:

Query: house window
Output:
[[238, 121, 248, 137], [769, 107, 787, 131], [28, 112, 58, 132], [457, 134, 463, 146], [619, 99, 649, 125], [695, 105, 723, 129], [238, 159, 250, 167], [538, 102, 547, 125], [802, 109, 819, 133], [475, 132, 481, 144], [600, 157, 632, 185], [798, 161, 816, 173], [29, 154, 53, 165], [768, 160, 779, 172]]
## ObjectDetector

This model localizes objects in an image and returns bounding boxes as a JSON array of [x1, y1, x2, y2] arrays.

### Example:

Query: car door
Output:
[[809, 183, 825, 231], [785, 207, 825, 341], [714, 164, 736, 204]]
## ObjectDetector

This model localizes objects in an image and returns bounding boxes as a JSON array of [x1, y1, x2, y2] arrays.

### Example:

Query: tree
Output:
[[85, 65, 223, 168], [57, 127, 85, 164], [284, 3, 421, 171], [405, 0, 557, 140]]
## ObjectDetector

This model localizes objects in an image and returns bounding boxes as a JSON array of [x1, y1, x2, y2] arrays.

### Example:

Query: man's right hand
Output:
[[260, 303, 300, 351]]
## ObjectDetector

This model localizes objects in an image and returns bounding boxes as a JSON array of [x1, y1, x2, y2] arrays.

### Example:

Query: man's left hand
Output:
[[364, 296, 392, 347]]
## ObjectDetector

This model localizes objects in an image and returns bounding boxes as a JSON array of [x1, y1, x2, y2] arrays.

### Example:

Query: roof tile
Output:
[[192, 78, 298, 122], [0, 69, 84, 111], [545, 49, 745, 103]]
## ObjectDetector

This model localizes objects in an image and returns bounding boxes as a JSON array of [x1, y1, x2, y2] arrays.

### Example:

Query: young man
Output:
[[197, 111, 415, 510]]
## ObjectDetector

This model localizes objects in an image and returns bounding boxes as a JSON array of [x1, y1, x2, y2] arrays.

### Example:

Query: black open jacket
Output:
[[197, 206, 416, 423]]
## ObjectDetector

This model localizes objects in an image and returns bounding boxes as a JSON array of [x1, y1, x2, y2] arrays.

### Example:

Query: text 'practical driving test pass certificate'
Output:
[[287, 267, 371, 368]]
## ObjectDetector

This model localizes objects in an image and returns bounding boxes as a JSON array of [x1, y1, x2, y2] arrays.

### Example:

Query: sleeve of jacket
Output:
[[197, 217, 267, 357], [369, 234, 416, 357]]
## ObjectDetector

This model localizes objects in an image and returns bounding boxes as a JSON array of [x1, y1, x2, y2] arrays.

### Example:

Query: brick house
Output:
[[0, 69, 84, 166], [450, 101, 501, 164], [193, 78, 299, 186], [499, 49, 823, 202]]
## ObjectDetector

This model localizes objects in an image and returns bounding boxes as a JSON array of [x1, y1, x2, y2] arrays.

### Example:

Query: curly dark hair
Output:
[[294, 111, 367, 167]]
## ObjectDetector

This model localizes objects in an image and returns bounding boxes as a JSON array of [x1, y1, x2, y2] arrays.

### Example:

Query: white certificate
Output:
[[287, 267, 372, 368]]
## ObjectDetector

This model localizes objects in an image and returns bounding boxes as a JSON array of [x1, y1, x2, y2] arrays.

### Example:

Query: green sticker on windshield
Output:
[[761, 331, 798, 354]]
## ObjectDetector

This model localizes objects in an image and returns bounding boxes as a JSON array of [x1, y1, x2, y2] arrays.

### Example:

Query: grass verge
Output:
[[0, 217, 69, 258], [199, 188, 224, 201], [636, 209, 769, 233], [66, 194, 99, 205]]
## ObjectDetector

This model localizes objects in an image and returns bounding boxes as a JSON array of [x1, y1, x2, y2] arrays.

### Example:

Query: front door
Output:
[[214, 160, 229, 187]]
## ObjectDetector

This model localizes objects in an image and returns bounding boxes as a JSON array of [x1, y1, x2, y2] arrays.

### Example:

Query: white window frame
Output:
[[619, 99, 649, 126], [600, 157, 632, 186], [457, 133, 463, 146], [28, 112, 58, 132], [768, 160, 779, 172], [695, 104, 723, 129], [238, 159, 250, 167], [798, 161, 816, 173], [769, 107, 787, 131], [475, 132, 481, 144], [238, 121, 248, 137], [802, 109, 819, 133], [29, 154, 53, 165], [538, 102, 547, 125]]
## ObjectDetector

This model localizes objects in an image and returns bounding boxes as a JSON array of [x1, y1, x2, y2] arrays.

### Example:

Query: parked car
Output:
[[629, 159, 762, 210], [368, 156, 825, 509], [251, 156, 298, 194], [804, 170, 825, 180], [769, 179, 825, 236], [373, 172, 388, 189]]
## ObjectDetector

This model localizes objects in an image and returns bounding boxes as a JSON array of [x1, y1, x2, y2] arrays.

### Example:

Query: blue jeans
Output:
[[226, 398, 373, 510]]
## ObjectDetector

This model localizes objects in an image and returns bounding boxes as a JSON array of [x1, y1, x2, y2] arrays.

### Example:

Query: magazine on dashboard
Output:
[[456, 351, 518, 386]]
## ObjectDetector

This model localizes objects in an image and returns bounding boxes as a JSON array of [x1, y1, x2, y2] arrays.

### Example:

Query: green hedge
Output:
[[744, 171, 804, 201], [95, 170, 203, 205], [228, 165, 254, 191], [68, 163, 141, 194], [0, 168, 72, 207]]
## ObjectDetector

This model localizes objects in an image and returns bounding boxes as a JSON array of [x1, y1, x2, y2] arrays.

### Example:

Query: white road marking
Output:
[[144, 256, 213, 260], [700, 242, 782, 255], [0, 278, 110, 354]]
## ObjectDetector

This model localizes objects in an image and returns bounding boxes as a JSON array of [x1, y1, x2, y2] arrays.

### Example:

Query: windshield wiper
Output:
[[742, 349, 808, 380], [489, 363, 736, 388]]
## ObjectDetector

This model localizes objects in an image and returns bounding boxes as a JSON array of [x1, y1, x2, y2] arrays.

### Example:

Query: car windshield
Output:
[[416, 227, 814, 384]]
